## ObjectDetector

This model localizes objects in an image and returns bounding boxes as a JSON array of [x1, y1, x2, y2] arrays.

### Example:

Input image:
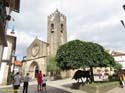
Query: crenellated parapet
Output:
[[48, 9, 66, 22]]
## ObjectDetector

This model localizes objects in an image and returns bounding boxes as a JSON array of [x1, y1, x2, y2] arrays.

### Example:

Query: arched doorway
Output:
[[35, 65, 39, 78], [29, 61, 39, 79]]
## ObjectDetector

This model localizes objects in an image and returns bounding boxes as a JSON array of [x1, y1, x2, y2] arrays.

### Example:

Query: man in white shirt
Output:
[[23, 73, 30, 93], [13, 72, 21, 93]]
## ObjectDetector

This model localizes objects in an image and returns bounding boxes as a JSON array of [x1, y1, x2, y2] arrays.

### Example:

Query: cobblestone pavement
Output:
[[0, 79, 84, 93], [107, 87, 125, 93], [0, 85, 71, 93], [0, 78, 125, 93]]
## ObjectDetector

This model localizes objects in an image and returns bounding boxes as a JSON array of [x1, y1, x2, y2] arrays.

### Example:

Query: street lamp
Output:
[[123, 4, 125, 10], [10, 18, 15, 34], [121, 5, 125, 29], [121, 20, 125, 28]]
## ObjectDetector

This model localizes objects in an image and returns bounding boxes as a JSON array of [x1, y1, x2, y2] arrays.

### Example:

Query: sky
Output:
[[7, 0, 125, 60]]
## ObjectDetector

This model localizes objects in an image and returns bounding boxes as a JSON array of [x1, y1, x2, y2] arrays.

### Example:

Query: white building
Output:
[[13, 60, 22, 74], [111, 51, 125, 70], [0, 35, 16, 85], [0, 0, 20, 85]]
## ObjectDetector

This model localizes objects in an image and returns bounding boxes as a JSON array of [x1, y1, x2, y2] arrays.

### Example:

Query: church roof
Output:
[[111, 51, 125, 56], [27, 38, 49, 52], [35, 38, 49, 45]]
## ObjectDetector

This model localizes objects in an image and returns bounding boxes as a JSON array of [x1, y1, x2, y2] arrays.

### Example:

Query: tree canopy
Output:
[[56, 40, 116, 70]]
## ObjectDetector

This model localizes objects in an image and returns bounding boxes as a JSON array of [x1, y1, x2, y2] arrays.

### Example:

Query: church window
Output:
[[35, 66, 39, 78], [51, 23, 54, 33], [51, 23, 54, 30], [61, 24, 63, 33], [51, 31, 54, 33]]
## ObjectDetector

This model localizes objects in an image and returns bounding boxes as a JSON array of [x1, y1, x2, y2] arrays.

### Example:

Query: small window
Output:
[[51, 23, 54, 33], [0, 7, 1, 16], [61, 24, 63, 33], [61, 24, 63, 29], [51, 31, 54, 33], [51, 23, 54, 30], [61, 30, 63, 33]]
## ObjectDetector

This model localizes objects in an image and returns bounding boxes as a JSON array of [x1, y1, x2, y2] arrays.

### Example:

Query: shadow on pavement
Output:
[[0, 85, 71, 93], [63, 82, 85, 90]]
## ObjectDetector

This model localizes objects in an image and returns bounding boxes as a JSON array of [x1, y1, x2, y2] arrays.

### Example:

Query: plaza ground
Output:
[[0, 78, 125, 93]]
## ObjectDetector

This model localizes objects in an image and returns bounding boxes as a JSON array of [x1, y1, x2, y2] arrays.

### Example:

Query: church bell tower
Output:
[[47, 9, 67, 56]]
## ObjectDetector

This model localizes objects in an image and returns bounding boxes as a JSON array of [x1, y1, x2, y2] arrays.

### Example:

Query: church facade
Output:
[[22, 10, 67, 78]]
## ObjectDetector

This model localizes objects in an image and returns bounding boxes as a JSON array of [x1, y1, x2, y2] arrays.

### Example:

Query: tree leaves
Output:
[[56, 40, 118, 70]]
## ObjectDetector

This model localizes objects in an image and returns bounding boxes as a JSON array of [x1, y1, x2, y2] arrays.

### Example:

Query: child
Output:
[[42, 74, 47, 92]]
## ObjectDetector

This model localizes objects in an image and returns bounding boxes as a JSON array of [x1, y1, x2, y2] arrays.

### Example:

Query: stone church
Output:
[[22, 9, 67, 79]]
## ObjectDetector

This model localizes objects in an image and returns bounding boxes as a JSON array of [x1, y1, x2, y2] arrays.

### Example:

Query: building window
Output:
[[0, 8, 1, 16], [0, 45, 4, 70], [51, 23, 54, 33], [51, 31, 54, 33], [61, 24, 63, 33], [51, 23, 54, 30]]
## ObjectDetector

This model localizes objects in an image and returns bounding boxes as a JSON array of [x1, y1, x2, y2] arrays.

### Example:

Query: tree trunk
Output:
[[90, 66, 94, 82]]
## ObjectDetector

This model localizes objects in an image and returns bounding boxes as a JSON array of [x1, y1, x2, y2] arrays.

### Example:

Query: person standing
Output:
[[37, 71, 42, 91], [23, 73, 30, 93], [13, 72, 21, 93], [42, 74, 47, 93], [98, 71, 102, 79], [119, 72, 125, 88], [101, 70, 105, 79]]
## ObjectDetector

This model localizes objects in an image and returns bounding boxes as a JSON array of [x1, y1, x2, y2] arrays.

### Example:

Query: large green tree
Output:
[[56, 40, 118, 81]]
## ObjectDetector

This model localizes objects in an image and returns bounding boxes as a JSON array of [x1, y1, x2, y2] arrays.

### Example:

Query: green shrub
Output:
[[108, 74, 119, 81]]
